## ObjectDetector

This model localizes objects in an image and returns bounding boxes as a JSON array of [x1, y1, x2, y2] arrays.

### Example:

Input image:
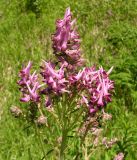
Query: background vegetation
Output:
[[0, 0, 137, 159]]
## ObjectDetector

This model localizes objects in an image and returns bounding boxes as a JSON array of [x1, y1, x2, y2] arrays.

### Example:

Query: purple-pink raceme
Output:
[[41, 61, 69, 95], [52, 8, 71, 52], [18, 61, 41, 103], [72, 66, 114, 113], [52, 7, 84, 69], [41, 61, 70, 107], [18, 8, 114, 115]]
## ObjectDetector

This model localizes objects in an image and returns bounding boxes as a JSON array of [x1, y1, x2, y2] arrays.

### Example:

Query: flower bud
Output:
[[102, 112, 112, 121], [10, 106, 22, 117], [36, 115, 47, 126], [57, 137, 62, 144], [114, 152, 124, 160], [102, 137, 118, 148], [92, 128, 103, 136]]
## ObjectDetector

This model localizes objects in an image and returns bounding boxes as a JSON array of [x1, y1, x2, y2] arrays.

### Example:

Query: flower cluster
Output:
[[52, 7, 84, 70], [18, 61, 40, 103], [69, 66, 114, 113], [79, 66, 114, 113], [18, 8, 114, 114], [41, 61, 69, 95]]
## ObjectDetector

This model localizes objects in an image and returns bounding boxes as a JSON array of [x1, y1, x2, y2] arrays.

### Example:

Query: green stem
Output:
[[35, 124, 47, 159], [74, 117, 92, 160], [59, 95, 68, 160], [60, 128, 68, 160], [68, 108, 84, 130], [81, 121, 92, 146]]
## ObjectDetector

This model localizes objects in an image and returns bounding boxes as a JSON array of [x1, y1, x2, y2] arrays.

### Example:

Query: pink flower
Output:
[[52, 7, 84, 69], [18, 61, 32, 86], [17, 8, 115, 117], [41, 61, 69, 95], [52, 8, 71, 52], [18, 62, 41, 103], [114, 153, 124, 160], [77, 66, 114, 113]]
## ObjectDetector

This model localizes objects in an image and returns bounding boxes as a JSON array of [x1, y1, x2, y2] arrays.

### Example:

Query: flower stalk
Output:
[[14, 7, 115, 159], [34, 124, 47, 159], [59, 95, 69, 159]]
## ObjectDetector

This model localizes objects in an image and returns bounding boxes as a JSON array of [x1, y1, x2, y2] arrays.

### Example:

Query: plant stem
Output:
[[59, 95, 68, 160], [35, 124, 47, 159], [60, 128, 68, 160]]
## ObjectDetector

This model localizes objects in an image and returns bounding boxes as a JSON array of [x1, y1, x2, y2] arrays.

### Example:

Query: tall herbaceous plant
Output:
[[11, 8, 114, 159]]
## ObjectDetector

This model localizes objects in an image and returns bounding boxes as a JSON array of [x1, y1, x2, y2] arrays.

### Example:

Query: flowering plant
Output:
[[12, 8, 115, 159]]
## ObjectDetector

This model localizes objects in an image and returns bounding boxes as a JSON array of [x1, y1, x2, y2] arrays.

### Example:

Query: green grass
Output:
[[0, 0, 137, 159]]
